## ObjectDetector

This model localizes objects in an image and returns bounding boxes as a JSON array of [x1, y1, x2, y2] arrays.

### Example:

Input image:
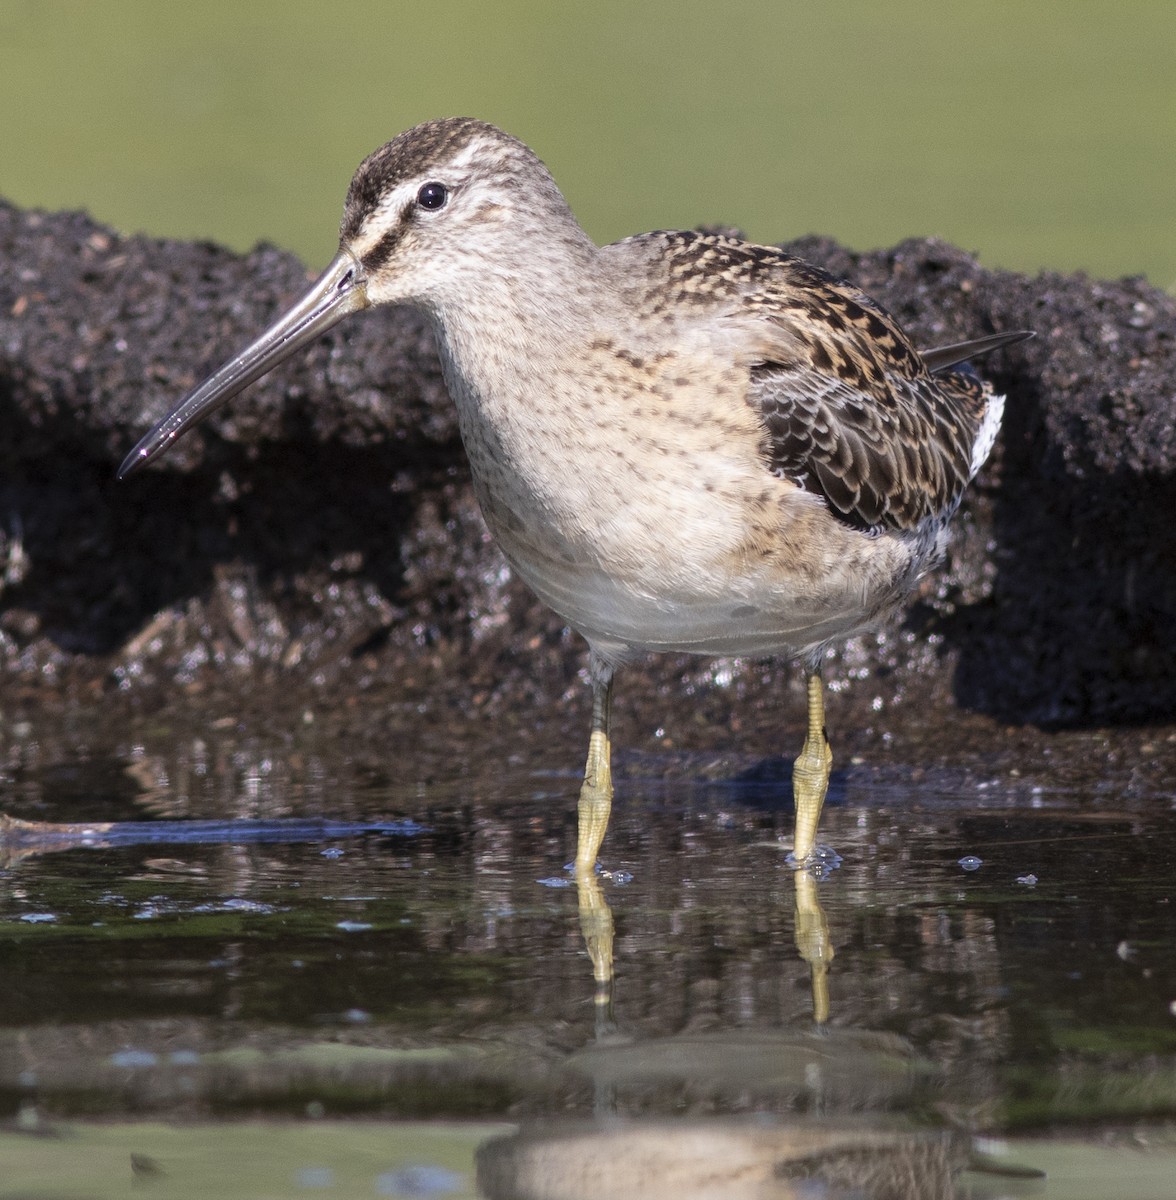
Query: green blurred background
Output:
[[1, 1, 1172, 287]]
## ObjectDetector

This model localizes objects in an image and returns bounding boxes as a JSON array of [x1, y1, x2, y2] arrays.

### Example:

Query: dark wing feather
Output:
[[739, 256, 993, 532], [752, 361, 986, 531], [920, 330, 1033, 373]]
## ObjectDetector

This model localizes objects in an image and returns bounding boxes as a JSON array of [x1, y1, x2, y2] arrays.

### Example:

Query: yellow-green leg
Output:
[[576, 653, 615, 873], [792, 669, 832, 866]]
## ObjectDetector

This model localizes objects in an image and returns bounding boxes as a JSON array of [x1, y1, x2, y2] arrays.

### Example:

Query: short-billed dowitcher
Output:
[[120, 117, 1030, 872]]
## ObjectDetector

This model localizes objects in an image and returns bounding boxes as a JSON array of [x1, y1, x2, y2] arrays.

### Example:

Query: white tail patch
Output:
[[969, 392, 1005, 478]]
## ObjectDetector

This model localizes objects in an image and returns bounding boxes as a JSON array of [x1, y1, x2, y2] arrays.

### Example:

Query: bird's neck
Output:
[[426, 237, 610, 418], [421, 244, 627, 544]]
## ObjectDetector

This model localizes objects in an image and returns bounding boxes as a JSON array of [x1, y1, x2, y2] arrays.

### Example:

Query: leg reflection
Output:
[[575, 865, 616, 1028], [572, 848, 834, 1029], [793, 868, 833, 1026]]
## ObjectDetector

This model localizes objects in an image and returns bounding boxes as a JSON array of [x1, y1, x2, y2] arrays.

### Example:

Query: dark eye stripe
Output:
[[360, 206, 412, 271]]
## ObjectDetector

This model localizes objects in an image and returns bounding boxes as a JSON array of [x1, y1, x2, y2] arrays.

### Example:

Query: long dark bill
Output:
[[118, 249, 369, 479]]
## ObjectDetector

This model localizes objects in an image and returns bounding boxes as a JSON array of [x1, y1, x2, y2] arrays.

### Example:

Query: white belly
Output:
[[482, 488, 917, 664]]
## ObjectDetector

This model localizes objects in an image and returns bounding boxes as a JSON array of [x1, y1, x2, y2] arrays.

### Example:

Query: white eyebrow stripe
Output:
[[445, 136, 494, 173]]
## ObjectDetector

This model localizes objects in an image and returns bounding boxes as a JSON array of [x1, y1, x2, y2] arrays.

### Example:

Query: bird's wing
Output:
[[620, 231, 1023, 533], [731, 247, 1000, 532]]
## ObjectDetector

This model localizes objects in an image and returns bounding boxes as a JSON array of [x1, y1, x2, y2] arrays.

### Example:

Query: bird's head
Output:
[[119, 118, 583, 477]]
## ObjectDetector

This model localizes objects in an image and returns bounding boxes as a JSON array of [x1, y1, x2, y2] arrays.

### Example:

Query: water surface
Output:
[[2, 729, 1174, 1197]]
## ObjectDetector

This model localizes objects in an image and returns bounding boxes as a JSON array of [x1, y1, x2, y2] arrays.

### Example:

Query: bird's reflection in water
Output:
[[514, 865, 978, 1199], [478, 1117, 964, 1200]]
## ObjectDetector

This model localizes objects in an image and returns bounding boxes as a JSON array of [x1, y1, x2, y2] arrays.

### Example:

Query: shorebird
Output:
[[120, 117, 1029, 873]]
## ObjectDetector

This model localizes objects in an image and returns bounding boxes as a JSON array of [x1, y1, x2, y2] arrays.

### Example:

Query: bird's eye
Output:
[[416, 182, 449, 211]]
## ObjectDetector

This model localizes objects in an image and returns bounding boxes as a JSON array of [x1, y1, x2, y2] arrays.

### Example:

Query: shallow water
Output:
[[1, 734, 1175, 1197]]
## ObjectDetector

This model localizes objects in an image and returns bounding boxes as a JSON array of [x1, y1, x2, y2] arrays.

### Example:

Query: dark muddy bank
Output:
[[0, 200, 1173, 760]]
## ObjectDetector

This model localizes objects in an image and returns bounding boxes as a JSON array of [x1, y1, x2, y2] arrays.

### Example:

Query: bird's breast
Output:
[[432, 314, 922, 659]]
